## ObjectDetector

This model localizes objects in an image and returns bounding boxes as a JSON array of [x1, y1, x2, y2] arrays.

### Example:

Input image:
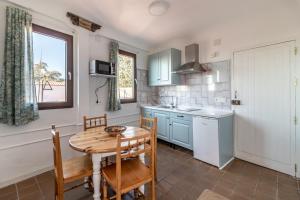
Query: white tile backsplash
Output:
[[156, 60, 231, 109]]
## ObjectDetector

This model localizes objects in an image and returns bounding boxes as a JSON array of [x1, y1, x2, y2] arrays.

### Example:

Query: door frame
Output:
[[296, 38, 300, 178], [231, 40, 298, 176]]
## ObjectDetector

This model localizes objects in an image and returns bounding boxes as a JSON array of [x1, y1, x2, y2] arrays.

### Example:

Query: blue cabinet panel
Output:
[[143, 108, 152, 118], [148, 54, 159, 86], [170, 118, 193, 150], [148, 48, 181, 86], [142, 108, 194, 150], [152, 110, 170, 141]]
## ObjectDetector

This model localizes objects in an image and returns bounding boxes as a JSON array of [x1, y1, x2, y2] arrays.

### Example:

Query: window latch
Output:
[[68, 72, 72, 80]]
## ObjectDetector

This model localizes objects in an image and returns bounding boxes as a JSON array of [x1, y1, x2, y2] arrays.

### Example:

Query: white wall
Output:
[[152, 5, 300, 63], [0, 0, 148, 187], [88, 33, 149, 125]]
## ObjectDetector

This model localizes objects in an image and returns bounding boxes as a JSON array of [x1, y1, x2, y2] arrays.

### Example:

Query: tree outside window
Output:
[[118, 50, 137, 104]]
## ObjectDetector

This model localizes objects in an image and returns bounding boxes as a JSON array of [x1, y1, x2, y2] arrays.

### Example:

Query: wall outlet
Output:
[[215, 97, 226, 103]]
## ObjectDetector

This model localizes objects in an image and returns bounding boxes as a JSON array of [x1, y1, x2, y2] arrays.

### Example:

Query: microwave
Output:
[[89, 60, 115, 76]]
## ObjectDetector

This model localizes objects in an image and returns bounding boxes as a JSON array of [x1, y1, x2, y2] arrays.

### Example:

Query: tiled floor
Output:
[[0, 142, 299, 200]]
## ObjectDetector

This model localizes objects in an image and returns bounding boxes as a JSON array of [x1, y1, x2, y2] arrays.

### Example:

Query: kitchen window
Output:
[[32, 24, 73, 110], [118, 50, 137, 104]]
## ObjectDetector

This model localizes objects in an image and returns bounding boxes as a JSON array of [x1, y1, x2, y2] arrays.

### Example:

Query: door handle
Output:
[[177, 115, 184, 118]]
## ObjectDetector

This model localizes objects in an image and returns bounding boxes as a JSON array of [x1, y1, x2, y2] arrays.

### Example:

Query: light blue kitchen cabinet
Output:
[[148, 48, 181, 86], [148, 54, 159, 86], [152, 110, 170, 141], [142, 108, 193, 149], [142, 108, 152, 118], [170, 118, 193, 150]]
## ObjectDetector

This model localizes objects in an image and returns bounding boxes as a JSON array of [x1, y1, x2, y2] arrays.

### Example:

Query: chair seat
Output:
[[102, 159, 152, 193], [63, 155, 93, 183]]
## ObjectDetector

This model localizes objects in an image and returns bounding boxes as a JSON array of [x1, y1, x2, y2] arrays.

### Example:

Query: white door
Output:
[[296, 44, 300, 178], [233, 41, 296, 175]]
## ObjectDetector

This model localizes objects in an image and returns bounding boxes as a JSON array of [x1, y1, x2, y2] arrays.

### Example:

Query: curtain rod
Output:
[[2, 0, 150, 52]]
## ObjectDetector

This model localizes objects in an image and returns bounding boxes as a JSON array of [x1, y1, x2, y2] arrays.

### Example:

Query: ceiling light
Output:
[[149, 0, 170, 16]]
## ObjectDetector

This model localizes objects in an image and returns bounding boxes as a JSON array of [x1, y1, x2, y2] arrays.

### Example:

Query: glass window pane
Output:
[[33, 32, 66, 103], [118, 54, 134, 100]]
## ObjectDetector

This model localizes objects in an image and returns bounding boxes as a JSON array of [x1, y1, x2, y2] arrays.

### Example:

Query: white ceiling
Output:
[[52, 0, 300, 49]]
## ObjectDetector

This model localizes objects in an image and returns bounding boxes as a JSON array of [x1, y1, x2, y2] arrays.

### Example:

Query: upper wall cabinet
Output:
[[148, 48, 181, 86]]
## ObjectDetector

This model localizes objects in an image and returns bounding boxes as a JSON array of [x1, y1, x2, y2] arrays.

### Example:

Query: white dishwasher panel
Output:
[[193, 116, 220, 167]]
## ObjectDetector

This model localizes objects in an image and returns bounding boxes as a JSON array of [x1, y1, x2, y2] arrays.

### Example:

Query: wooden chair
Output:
[[140, 116, 158, 181], [102, 127, 157, 200], [83, 114, 107, 131], [51, 125, 93, 200]]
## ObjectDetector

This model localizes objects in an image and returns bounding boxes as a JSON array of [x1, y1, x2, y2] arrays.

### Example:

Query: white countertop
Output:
[[141, 105, 234, 119]]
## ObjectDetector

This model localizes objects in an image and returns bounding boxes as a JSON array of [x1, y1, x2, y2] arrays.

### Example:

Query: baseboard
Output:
[[0, 165, 53, 189], [219, 157, 235, 170], [235, 151, 294, 176]]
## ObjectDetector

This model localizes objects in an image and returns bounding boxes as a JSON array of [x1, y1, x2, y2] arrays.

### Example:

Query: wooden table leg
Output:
[[139, 152, 145, 194], [92, 153, 102, 200]]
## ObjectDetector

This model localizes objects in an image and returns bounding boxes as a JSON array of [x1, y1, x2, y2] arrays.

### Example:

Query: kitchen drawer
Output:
[[170, 112, 192, 121]]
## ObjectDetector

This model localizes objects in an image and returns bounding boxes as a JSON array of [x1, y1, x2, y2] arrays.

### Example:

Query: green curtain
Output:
[[107, 41, 121, 111], [0, 7, 39, 126]]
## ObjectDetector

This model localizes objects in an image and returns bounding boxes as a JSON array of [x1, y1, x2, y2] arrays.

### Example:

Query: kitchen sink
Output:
[[156, 105, 201, 112]]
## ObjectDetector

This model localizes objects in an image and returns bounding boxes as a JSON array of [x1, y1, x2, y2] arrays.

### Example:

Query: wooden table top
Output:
[[69, 126, 150, 153]]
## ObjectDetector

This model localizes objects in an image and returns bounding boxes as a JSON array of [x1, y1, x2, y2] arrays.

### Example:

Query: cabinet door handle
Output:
[[177, 115, 184, 118]]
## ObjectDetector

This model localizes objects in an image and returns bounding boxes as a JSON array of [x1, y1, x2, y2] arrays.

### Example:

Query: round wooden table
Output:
[[69, 126, 150, 200]]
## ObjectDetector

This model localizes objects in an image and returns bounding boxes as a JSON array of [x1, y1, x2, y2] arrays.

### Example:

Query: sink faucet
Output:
[[159, 95, 178, 108], [171, 96, 178, 108]]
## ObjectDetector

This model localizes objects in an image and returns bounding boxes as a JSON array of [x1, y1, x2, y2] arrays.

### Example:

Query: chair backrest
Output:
[[51, 125, 64, 191], [140, 116, 158, 181], [83, 114, 107, 131], [139, 116, 157, 131], [115, 126, 156, 192]]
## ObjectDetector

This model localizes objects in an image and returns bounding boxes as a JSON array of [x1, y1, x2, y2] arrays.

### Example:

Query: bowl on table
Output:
[[104, 126, 127, 137]]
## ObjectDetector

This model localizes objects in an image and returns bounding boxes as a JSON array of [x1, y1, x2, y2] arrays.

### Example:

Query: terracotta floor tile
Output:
[[254, 191, 277, 200], [1, 142, 299, 200], [17, 183, 40, 197], [0, 191, 18, 200], [231, 191, 253, 200], [0, 185, 17, 196], [256, 183, 277, 195], [18, 191, 43, 200], [16, 178, 36, 190], [212, 182, 234, 198]]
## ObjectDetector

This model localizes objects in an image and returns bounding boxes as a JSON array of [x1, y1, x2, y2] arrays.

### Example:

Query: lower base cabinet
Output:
[[142, 108, 193, 150], [152, 110, 170, 142], [170, 119, 193, 150]]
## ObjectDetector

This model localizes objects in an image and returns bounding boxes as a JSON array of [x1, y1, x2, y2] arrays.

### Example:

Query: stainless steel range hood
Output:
[[173, 43, 207, 74]]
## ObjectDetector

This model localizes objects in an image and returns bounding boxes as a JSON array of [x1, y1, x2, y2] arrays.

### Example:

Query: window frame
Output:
[[32, 24, 74, 110], [118, 49, 137, 104]]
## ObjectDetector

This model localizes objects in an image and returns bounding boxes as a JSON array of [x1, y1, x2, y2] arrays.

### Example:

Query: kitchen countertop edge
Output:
[[141, 105, 234, 119]]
